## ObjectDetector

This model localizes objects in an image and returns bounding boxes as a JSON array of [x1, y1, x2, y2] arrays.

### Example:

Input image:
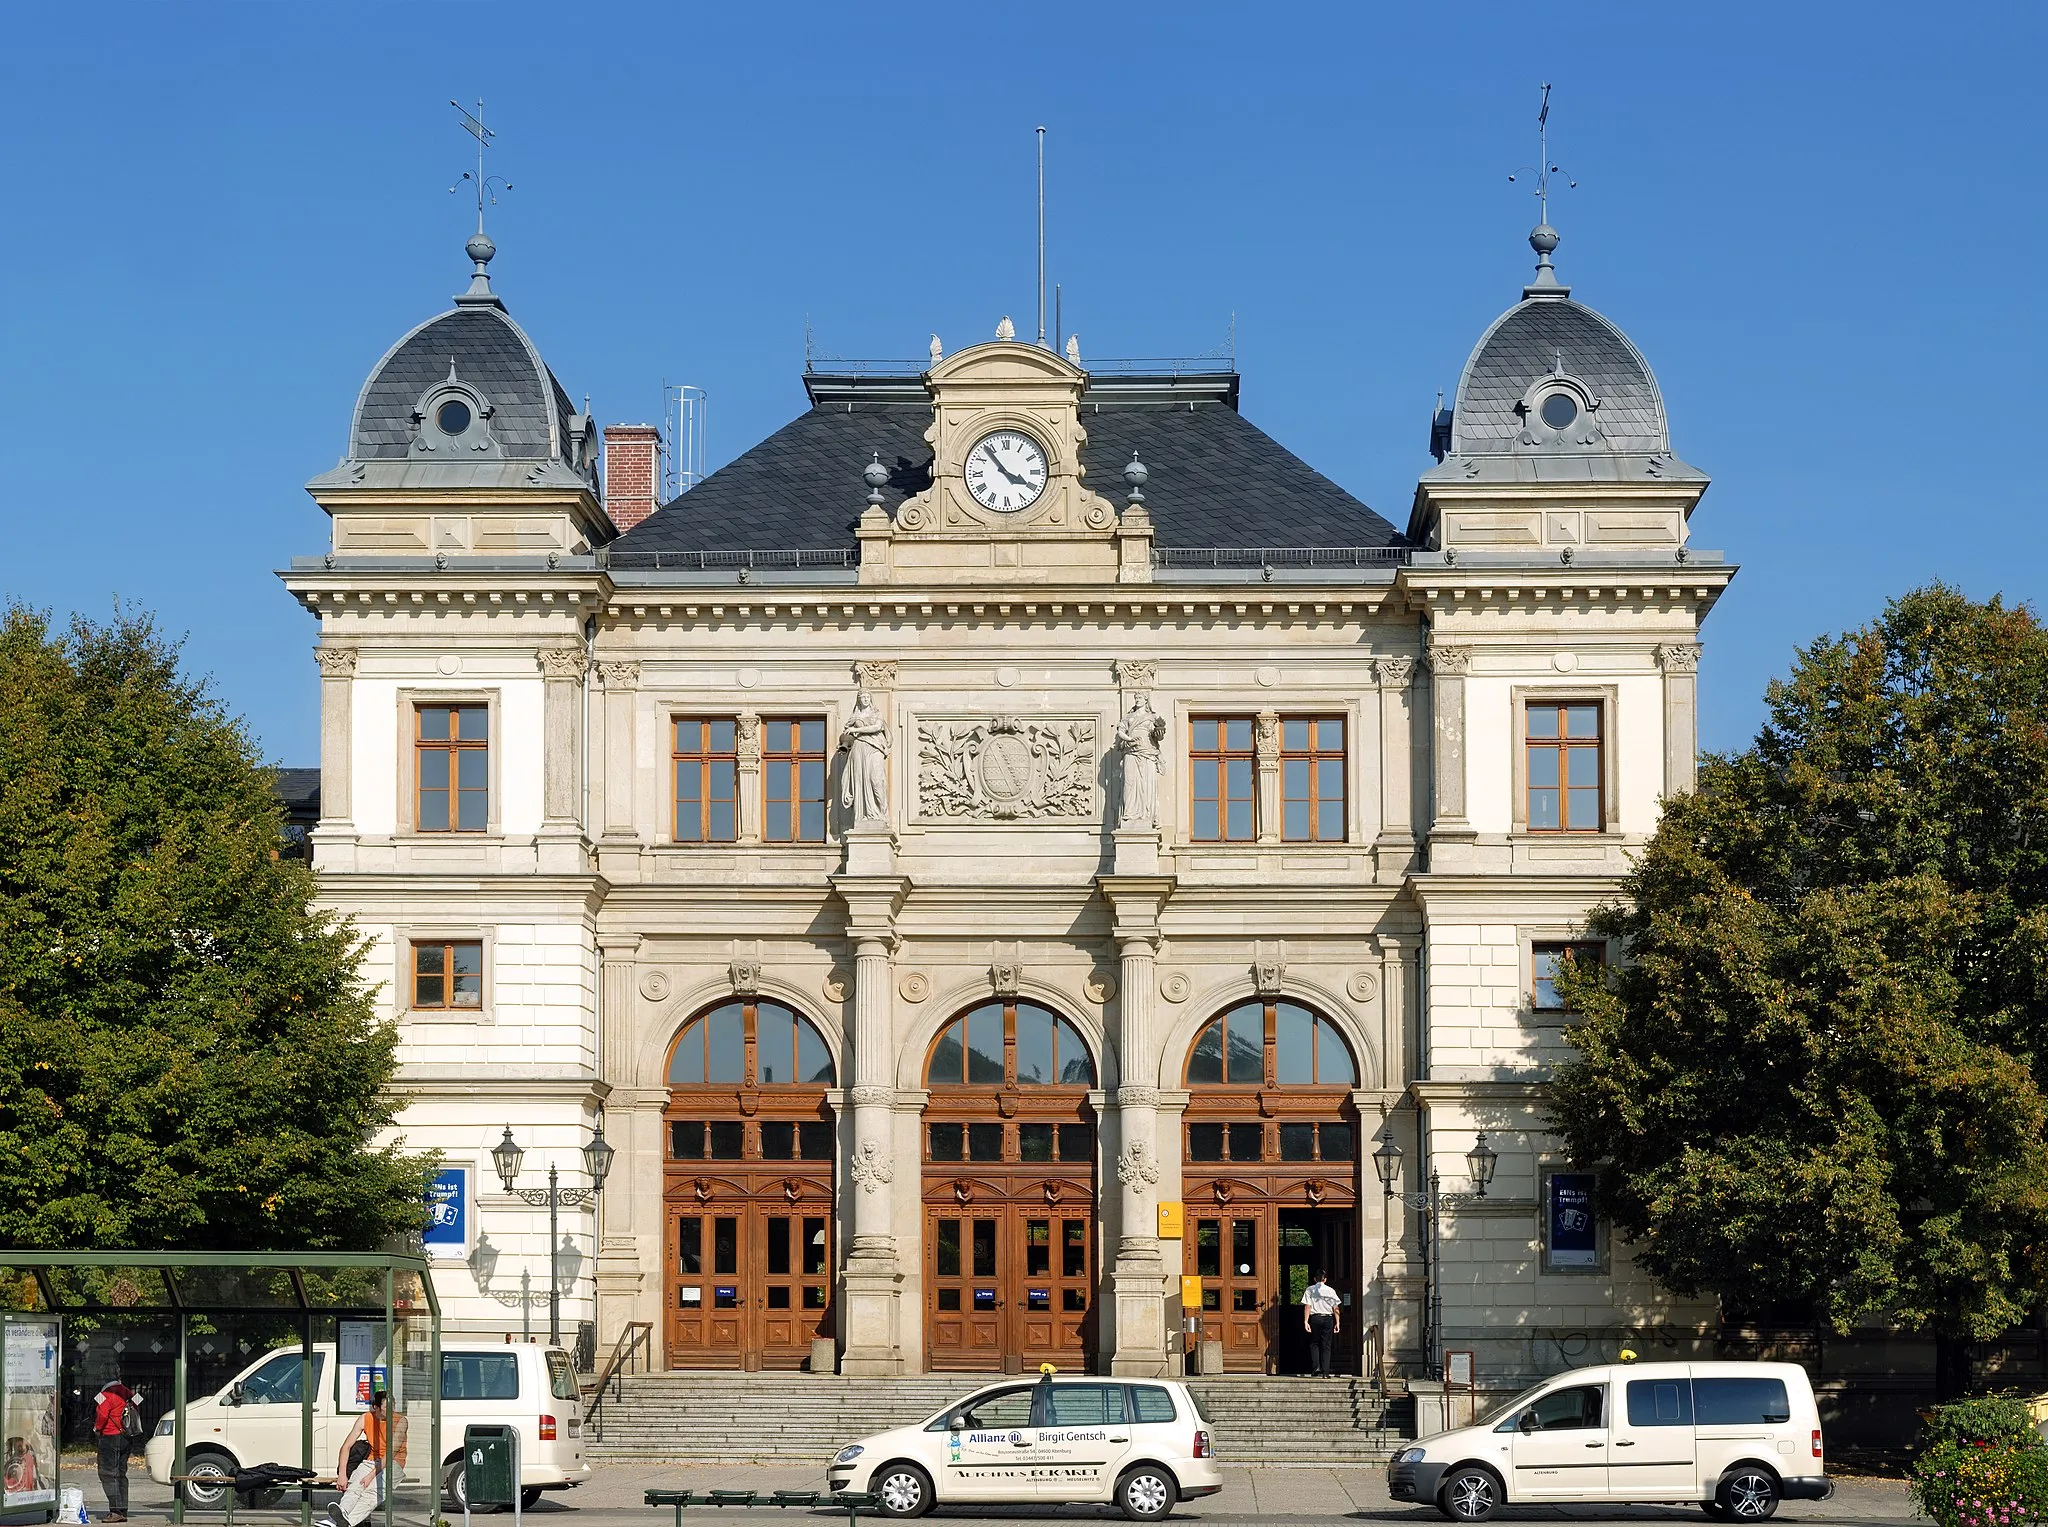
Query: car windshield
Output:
[[1475, 1380, 1553, 1429]]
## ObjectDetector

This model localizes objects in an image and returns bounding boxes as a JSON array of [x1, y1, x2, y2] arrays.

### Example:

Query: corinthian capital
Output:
[[1656, 643, 1703, 674], [853, 660, 898, 690], [596, 660, 640, 690], [314, 645, 358, 678], [537, 647, 587, 681], [1113, 659, 1158, 691], [1372, 655, 1415, 688], [1426, 644, 1473, 677]]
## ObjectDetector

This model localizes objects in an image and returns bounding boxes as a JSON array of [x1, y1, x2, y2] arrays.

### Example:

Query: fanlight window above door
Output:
[[1186, 1000, 1357, 1087], [927, 1000, 1097, 1088], [667, 998, 836, 1087]]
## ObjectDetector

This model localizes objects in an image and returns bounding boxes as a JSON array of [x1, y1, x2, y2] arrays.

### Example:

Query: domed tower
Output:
[[305, 234, 611, 557], [1408, 223, 1707, 553]]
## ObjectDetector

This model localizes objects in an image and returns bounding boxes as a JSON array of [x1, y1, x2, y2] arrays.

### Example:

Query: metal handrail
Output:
[[602, 548, 858, 571], [582, 1320, 654, 1436], [1153, 546, 1413, 569]]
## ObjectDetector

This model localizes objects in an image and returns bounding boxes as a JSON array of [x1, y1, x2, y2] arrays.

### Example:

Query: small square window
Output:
[[967, 1123, 1003, 1161], [1533, 942, 1606, 1014], [927, 1122, 964, 1162], [1227, 1122, 1264, 1162], [412, 940, 483, 1011]]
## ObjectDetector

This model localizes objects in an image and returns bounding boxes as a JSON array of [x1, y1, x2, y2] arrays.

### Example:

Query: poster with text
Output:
[[3, 1317, 60, 1507], [1547, 1173, 1600, 1268], [424, 1166, 470, 1257]]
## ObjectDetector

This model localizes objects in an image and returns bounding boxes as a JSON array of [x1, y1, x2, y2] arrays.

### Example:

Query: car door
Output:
[[1612, 1375, 1697, 1499], [1509, 1382, 1610, 1501], [224, 1351, 327, 1469], [939, 1384, 1039, 1501], [1691, 1372, 1793, 1497], [1033, 1384, 1135, 1499]]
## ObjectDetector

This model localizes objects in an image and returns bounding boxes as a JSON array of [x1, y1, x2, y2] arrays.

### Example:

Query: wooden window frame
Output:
[[1278, 715, 1348, 843], [760, 717, 828, 845], [1189, 715, 1258, 843], [408, 937, 485, 1013], [413, 701, 491, 834], [1522, 696, 1608, 834], [672, 717, 740, 844], [1183, 999, 1359, 1088], [394, 690, 501, 838], [1530, 939, 1607, 1019]]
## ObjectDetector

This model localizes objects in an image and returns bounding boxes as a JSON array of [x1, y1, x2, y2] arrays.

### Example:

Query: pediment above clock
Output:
[[927, 340, 1085, 389]]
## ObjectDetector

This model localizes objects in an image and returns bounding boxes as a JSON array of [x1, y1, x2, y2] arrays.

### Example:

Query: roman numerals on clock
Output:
[[964, 430, 1048, 513]]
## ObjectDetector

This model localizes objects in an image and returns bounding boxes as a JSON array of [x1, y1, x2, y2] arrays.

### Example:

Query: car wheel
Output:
[[1439, 1467, 1500, 1523], [1118, 1465, 1176, 1522], [179, 1455, 235, 1511], [443, 1460, 468, 1513], [873, 1462, 933, 1519], [1720, 1470, 1780, 1521]]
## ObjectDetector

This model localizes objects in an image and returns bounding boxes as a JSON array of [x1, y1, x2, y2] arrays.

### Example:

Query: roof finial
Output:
[[1508, 83, 1576, 299], [450, 99, 512, 305]]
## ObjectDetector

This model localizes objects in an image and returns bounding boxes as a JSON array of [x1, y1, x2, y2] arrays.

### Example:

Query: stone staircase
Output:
[[586, 1373, 1411, 1464]]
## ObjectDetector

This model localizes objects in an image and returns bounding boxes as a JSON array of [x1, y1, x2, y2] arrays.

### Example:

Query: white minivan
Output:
[[1387, 1360, 1830, 1521], [144, 1342, 590, 1511]]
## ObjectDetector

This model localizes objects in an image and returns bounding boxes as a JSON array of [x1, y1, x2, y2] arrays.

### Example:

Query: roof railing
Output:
[[602, 548, 858, 571], [799, 356, 1238, 378], [1152, 546, 1412, 568]]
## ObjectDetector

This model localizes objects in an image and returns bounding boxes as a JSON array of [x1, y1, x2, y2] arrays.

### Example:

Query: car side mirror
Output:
[[224, 1383, 245, 1407], [1517, 1412, 1537, 1434], [947, 1413, 964, 1432]]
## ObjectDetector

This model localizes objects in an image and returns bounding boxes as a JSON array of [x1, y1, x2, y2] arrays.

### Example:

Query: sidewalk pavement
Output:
[[66, 1458, 1917, 1525]]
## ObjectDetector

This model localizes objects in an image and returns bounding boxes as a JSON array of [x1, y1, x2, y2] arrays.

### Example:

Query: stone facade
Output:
[[283, 230, 1734, 1385]]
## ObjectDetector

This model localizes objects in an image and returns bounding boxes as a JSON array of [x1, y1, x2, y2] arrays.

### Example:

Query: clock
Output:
[[963, 430, 1048, 513]]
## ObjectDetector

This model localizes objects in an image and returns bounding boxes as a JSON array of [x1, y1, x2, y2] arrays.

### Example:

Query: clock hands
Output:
[[982, 443, 1028, 487]]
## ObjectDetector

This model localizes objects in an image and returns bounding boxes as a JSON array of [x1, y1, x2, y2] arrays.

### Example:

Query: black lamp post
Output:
[[492, 1116, 615, 1346], [1375, 1121, 1506, 1379], [1466, 1133, 1498, 1197]]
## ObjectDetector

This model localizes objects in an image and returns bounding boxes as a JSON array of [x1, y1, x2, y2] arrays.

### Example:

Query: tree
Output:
[[0, 605, 432, 1251], [1551, 586, 2048, 1394]]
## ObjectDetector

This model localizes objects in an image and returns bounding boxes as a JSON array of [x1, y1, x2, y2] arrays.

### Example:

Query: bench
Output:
[[644, 1487, 880, 1526]]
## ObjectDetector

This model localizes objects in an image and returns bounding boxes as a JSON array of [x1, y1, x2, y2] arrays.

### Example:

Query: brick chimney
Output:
[[602, 424, 662, 532]]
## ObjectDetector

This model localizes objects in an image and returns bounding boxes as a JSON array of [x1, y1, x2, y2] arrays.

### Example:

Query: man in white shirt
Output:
[[1301, 1270, 1341, 1377]]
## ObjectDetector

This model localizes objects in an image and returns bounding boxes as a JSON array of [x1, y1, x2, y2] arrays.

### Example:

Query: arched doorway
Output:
[[1181, 998, 1360, 1373], [663, 997, 836, 1370], [921, 998, 1099, 1372]]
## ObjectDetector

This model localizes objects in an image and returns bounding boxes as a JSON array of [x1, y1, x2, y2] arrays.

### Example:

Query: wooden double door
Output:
[[666, 1183, 833, 1369], [925, 1198, 1094, 1371], [1185, 1201, 1358, 1373]]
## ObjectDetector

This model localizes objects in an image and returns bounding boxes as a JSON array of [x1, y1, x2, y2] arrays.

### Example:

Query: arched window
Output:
[[1185, 1000, 1357, 1087], [667, 998, 835, 1087], [926, 1000, 1097, 1088]]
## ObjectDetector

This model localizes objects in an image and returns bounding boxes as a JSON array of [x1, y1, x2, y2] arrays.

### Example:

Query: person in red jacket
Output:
[[91, 1381, 135, 1523]]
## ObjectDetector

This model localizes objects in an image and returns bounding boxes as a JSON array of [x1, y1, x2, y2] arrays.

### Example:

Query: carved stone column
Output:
[[313, 646, 357, 860], [597, 661, 639, 841], [736, 711, 762, 844], [1372, 657, 1418, 879], [1656, 643, 1702, 797], [832, 873, 910, 1375], [1254, 710, 1280, 845], [1097, 871, 1175, 1375], [1425, 643, 1476, 861], [594, 933, 645, 1347], [538, 646, 587, 872]]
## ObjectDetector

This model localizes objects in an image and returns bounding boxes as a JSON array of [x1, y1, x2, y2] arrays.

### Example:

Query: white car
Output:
[[1387, 1359, 1831, 1521], [826, 1374, 1223, 1521], [144, 1341, 590, 1511]]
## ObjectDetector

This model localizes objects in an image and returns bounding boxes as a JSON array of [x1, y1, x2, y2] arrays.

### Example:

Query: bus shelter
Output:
[[1, 1253, 439, 1527]]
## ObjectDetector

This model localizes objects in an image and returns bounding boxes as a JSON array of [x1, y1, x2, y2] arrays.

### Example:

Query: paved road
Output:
[[70, 1461, 1916, 1527]]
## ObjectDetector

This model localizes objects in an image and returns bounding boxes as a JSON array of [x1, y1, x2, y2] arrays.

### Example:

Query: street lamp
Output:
[[493, 1116, 615, 1346], [1374, 1121, 1506, 1379], [1466, 1133, 1498, 1198]]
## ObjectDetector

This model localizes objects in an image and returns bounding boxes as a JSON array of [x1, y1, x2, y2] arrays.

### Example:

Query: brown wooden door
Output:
[[927, 1203, 1094, 1371], [1188, 1211, 1273, 1367], [1015, 1210, 1092, 1365], [667, 1194, 834, 1370], [669, 1206, 747, 1367], [756, 1208, 832, 1362], [927, 1207, 1005, 1368]]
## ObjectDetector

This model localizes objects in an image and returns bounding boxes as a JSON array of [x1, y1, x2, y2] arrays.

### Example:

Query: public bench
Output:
[[644, 1487, 880, 1526]]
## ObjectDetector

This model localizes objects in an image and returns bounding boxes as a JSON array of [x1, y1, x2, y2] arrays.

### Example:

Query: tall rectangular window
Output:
[[1280, 716, 1346, 841], [762, 718, 828, 843], [674, 718, 739, 843], [413, 939, 482, 1010], [416, 704, 488, 832], [1190, 717, 1256, 842], [1527, 701, 1603, 832]]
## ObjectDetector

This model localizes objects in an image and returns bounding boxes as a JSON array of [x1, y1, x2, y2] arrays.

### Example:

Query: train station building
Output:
[[282, 220, 1732, 1383]]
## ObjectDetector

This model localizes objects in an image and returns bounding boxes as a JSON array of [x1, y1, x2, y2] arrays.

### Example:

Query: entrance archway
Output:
[[662, 996, 836, 1370], [1181, 997, 1360, 1373], [920, 998, 1099, 1372]]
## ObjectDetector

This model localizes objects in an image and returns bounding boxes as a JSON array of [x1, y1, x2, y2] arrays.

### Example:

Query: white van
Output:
[[143, 1342, 590, 1511], [1387, 1360, 1830, 1521]]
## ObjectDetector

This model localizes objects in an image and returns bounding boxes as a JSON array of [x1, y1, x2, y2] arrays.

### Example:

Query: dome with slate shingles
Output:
[[1449, 297, 1668, 457], [350, 303, 581, 464]]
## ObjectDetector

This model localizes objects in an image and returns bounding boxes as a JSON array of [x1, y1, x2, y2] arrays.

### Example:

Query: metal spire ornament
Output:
[[1508, 83, 1577, 296]]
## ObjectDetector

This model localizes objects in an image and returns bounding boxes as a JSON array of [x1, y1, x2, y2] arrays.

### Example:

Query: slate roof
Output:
[[350, 305, 577, 462], [1449, 297, 1669, 457], [611, 375, 1404, 555]]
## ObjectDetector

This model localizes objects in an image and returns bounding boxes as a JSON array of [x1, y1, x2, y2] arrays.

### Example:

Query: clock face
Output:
[[964, 430, 1049, 513]]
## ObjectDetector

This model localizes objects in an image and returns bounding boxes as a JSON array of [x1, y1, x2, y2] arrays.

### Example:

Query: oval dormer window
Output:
[[437, 398, 474, 435], [1540, 392, 1578, 430]]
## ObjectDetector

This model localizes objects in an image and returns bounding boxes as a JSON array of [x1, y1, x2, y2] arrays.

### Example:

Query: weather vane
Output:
[[450, 99, 512, 234], [1508, 82, 1576, 224]]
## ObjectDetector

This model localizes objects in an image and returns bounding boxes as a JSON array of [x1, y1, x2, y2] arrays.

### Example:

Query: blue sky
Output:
[[1, 2, 2040, 764]]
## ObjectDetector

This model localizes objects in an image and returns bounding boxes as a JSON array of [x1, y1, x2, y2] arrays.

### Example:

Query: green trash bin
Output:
[[462, 1424, 520, 1513]]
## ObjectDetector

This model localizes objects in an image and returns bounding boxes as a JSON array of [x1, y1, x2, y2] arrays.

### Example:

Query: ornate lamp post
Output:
[[1374, 1122, 1503, 1378], [492, 1117, 615, 1346]]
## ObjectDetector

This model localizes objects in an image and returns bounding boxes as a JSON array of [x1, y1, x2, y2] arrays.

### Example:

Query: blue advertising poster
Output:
[[1548, 1173, 1599, 1267], [424, 1166, 468, 1256]]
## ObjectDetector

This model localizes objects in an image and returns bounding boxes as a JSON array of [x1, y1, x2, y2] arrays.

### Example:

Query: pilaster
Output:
[[1656, 643, 1701, 797], [1372, 656, 1419, 879], [312, 644, 358, 867], [1254, 710, 1280, 845], [735, 711, 763, 844], [1425, 643, 1477, 868], [537, 645, 587, 873]]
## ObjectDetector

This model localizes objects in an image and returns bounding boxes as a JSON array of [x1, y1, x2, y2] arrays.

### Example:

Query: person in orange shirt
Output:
[[322, 1390, 406, 1527]]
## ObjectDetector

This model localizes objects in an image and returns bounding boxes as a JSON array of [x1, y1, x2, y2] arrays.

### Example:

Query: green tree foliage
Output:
[[0, 606, 431, 1250], [1551, 586, 2048, 1351], [1909, 1393, 2048, 1527]]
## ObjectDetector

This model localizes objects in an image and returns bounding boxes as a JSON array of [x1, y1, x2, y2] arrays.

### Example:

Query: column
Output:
[[538, 646, 587, 872], [1097, 874, 1175, 1376], [593, 933, 645, 1350], [1657, 643, 1702, 797], [313, 645, 357, 864], [735, 712, 762, 844], [1254, 710, 1280, 845], [1373, 657, 1417, 879], [832, 876, 910, 1375], [1425, 643, 1476, 860], [597, 661, 639, 838]]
